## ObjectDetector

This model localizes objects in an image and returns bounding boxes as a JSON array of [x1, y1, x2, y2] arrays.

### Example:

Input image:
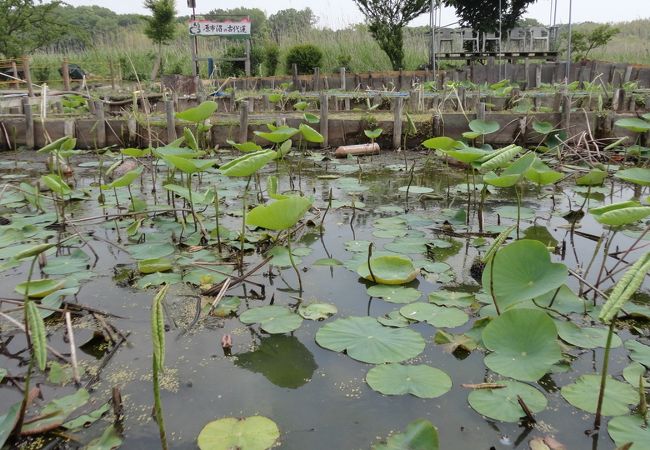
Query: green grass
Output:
[[24, 18, 650, 88]]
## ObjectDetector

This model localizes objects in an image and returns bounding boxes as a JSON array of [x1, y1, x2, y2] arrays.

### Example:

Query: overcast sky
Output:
[[64, 0, 650, 29]]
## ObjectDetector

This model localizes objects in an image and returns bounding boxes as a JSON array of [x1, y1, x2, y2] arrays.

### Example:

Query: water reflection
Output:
[[234, 335, 317, 389]]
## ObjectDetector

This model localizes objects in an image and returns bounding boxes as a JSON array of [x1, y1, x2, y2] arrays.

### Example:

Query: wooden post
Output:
[[22, 98, 34, 149], [392, 97, 403, 150], [95, 100, 106, 149], [64, 119, 75, 139], [109, 59, 116, 90], [313, 67, 321, 91], [623, 65, 633, 84], [409, 91, 418, 113], [11, 61, 19, 89], [62, 58, 71, 91], [561, 88, 571, 131], [524, 58, 530, 89], [432, 114, 442, 137], [477, 102, 486, 121], [165, 100, 177, 143], [535, 64, 542, 88], [319, 93, 329, 148], [244, 39, 251, 77], [292, 63, 299, 91], [127, 117, 138, 147], [239, 100, 249, 143], [22, 57, 34, 97], [340, 67, 346, 90], [612, 88, 625, 112], [262, 94, 270, 111], [398, 69, 404, 91]]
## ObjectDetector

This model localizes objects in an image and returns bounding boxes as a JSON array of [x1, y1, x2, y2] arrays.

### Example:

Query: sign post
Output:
[[188, 17, 252, 77]]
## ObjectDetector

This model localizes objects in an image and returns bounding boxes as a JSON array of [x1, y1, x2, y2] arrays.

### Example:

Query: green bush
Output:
[[220, 44, 263, 77], [265, 44, 280, 76], [285, 44, 322, 75]]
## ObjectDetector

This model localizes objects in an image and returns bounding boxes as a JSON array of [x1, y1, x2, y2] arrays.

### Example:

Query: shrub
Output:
[[220, 44, 263, 77], [337, 53, 352, 71], [285, 44, 322, 75], [265, 44, 280, 76]]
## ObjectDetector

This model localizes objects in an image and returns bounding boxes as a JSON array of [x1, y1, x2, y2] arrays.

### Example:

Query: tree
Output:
[[143, 0, 177, 81], [565, 24, 619, 61], [207, 7, 268, 41], [269, 8, 317, 42], [0, 0, 69, 58], [444, 0, 538, 34], [353, 0, 431, 70]]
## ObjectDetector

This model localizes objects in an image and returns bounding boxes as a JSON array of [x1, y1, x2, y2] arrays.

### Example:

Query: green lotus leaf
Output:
[[367, 285, 422, 303], [469, 119, 500, 135], [176, 101, 217, 123], [357, 255, 418, 285], [608, 415, 650, 450], [428, 290, 476, 308], [377, 311, 414, 328], [42, 253, 88, 275], [556, 321, 622, 349], [366, 364, 452, 398], [482, 309, 561, 381], [298, 302, 337, 320], [444, 147, 489, 163], [622, 362, 649, 386], [247, 196, 313, 231], [86, 424, 122, 450], [239, 305, 302, 334], [21, 388, 89, 434], [315, 316, 425, 364], [422, 136, 458, 151], [625, 340, 650, 367], [137, 257, 172, 274], [15, 278, 65, 298], [121, 147, 151, 157], [399, 303, 469, 328], [313, 258, 343, 266], [398, 185, 434, 194], [473, 145, 521, 172], [614, 168, 650, 186], [303, 112, 320, 123], [37, 136, 73, 154], [161, 155, 217, 174], [41, 174, 71, 196], [220, 150, 277, 177], [482, 172, 521, 188], [136, 272, 182, 289], [299, 123, 324, 143], [373, 419, 439, 450], [153, 146, 205, 158], [590, 201, 650, 226], [532, 121, 555, 135], [524, 160, 564, 185], [197, 416, 279, 450], [576, 169, 607, 186], [482, 240, 568, 310], [615, 118, 650, 133], [128, 242, 175, 260], [483, 152, 537, 188], [364, 128, 383, 139], [226, 140, 263, 153], [101, 166, 143, 190], [561, 374, 638, 415], [254, 127, 299, 144], [468, 380, 547, 422]]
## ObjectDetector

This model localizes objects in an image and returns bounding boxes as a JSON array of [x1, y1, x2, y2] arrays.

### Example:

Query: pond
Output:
[[1, 132, 650, 450]]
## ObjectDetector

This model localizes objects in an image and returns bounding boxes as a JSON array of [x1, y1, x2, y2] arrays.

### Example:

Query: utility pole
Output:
[[188, 0, 200, 76]]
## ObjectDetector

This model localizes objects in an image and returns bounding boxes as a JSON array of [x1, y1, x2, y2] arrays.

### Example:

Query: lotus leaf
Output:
[[625, 340, 650, 367], [615, 118, 650, 133], [561, 374, 638, 415], [608, 415, 650, 450], [197, 416, 280, 450], [15, 279, 65, 298], [366, 364, 452, 398], [469, 119, 500, 135], [399, 303, 469, 328], [556, 321, 621, 349], [367, 285, 422, 303], [246, 196, 313, 231], [482, 309, 561, 381], [254, 127, 299, 143], [468, 380, 547, 422], [614, 168, 650, 186], [422, 136, 457, 151], [299, 123, 324, 143], [219, 150, 276, 177], [137, 258, 172, 274], [372, 419, 439, 450], [298, 303, 337, 320], [590, 201, 650, 226], [226, 140, 263, 152], [176, 101, 217, 122], [239, 305, 303, 334], [21, 388, 89, 434], [357, 255, 418, 285], [315, 316, 425, 364]]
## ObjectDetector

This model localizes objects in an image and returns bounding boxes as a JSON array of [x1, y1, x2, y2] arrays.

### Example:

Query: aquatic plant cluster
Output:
[[0, 102, 650, 449]]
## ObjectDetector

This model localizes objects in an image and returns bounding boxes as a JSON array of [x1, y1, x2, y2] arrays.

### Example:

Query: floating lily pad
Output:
[[15, 279, 65, 298], [345, 240, 372, 252], [384, 238, 427, 254], [357, 255, 418, 285], [398, 186, 434, 194], [315, 316, 425, 364], [482, 309, 561, 382], [198, 416, 280, 450], [482, 239, 567, 310], [468, 380, 547, 422], [247, 196, 313, 231], [313, 258, 343, 266], [494, 205, 535, 220], [625, 340, 650, 367], [561, 374, 638, 415], [137, 257, 172, 274], [622, 362, 649, 386], [434, 330, 478, 353], [428, 291, 476, 308], [136, 272, 182, 289], [399, 303, 469, 328], [377, 311, 414, 328], [590, 201, 650, 226], [608, 415, 650, 450], [86, 424, 122, 450], [373, 419, 439, 450], [298, 303, 337, 320], [366, 364, 452, 398], [367, 285, 421, 303], [240, 305, 303, 334], [128, 242, 175, 260], [615, 168, 650, 186], [556, 321, 622, 349]]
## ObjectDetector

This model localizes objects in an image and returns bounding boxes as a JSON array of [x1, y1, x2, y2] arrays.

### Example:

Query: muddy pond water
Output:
[[0, 149, 649, 449]]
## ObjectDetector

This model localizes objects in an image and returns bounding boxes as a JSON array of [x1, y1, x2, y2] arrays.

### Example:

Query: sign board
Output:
[[187, 0, 196, 8], [189, 19, 251, 36]]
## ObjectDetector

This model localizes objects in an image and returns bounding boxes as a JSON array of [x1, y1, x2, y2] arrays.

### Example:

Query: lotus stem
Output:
[[286, 234, 302, 293], [367, 243, 377, 283], [319, 188, 332, 235], [594, 318, 616, 430]]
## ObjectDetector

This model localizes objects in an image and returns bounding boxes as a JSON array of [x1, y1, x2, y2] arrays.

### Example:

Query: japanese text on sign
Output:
[[189, 19, 251, 36]]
